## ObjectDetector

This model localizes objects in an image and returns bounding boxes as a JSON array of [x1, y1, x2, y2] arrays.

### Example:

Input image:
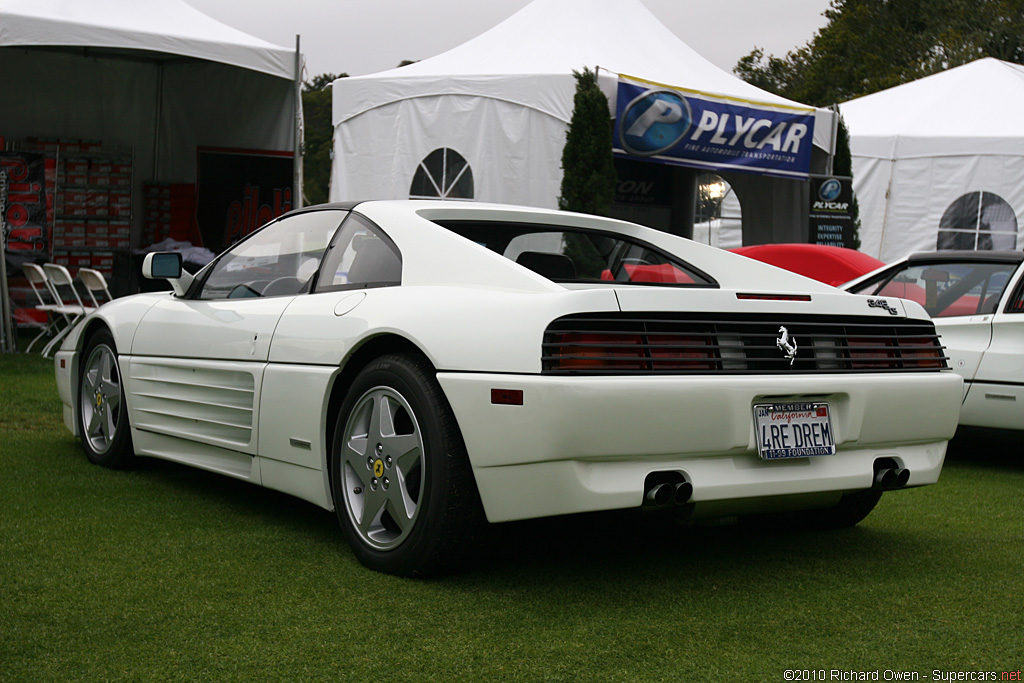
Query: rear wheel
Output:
[[78, 329, 134, 467], [330, 353, 482, 576]]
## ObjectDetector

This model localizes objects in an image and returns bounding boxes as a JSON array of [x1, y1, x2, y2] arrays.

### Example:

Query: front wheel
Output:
[[78, 329, 134, 467], [330, 354, 482, 576]]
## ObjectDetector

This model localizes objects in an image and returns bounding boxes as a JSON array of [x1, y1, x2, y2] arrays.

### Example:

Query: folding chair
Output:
[[21, 263, 70, 353], [40, 263, 94, 357], [78, 268, 114, 308]]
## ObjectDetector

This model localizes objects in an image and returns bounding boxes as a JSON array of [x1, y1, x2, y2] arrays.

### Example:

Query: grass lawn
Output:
[[1, 351, 1022, 682]]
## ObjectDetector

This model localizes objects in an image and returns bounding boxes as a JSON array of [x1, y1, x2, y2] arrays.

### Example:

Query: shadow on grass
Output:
[[100, 451, 914, 585], [120, 456, 341, 545], [945, 428, 1024, 471], [469, 506, 911, 582]]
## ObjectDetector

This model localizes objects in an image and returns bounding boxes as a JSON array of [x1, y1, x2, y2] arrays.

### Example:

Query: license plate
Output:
[[753, 402, 835, 460]]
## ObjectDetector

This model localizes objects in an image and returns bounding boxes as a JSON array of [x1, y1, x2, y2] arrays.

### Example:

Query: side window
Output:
[[1004, 272, 1024, 313], [853, 262, 1017, 317], [198, 210, 346, 300], [315, 213, 402, 292], [500, 230, 704, 284]]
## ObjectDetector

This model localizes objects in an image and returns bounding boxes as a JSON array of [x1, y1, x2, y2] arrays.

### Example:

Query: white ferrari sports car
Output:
[[55, 201, 963, 575], [844, 250, 1024, 435]]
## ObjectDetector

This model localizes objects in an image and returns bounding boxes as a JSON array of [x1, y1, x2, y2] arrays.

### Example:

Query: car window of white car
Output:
[[197, 210, 347, 300], [438, 221, 712, 286], [314, 213, 402, 292], [849, 262, 1016, 317]]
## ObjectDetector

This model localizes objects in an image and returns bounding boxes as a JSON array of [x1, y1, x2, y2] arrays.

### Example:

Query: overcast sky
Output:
[[184, 0, 832, 81]]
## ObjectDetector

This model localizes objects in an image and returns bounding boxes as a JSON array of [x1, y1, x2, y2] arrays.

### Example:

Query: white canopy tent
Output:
[[841, 58, 1024, 262], [0, 0, 302, 219], [0, 0, 303, 349], [330, 0, 834, 225]]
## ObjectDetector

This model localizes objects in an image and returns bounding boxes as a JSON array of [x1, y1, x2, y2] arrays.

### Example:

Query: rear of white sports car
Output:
[[402, 204, 963, 529]]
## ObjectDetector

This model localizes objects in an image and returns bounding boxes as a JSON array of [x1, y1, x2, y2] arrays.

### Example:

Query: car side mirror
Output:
[[142, 252, 194, 296]]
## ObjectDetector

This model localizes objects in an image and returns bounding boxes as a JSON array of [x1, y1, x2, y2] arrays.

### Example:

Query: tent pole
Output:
[[152, 62, 164, 182], [0, 170, 14, 352], [827, 104, 839, 176], [293, 34, 303, 209]]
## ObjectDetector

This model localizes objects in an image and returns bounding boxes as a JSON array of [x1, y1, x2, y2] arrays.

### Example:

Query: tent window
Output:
[[410, 148, 474, 200], [937, 192, 1018, 251]]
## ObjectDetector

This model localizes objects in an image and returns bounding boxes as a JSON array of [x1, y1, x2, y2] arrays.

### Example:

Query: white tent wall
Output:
[[842, 58, 1024, 262], [333, 88, 570, 208], [852, 149, 1024, 260]]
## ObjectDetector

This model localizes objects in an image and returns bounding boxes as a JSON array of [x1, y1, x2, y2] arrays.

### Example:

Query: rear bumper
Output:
[[438, 371, 962, 522]]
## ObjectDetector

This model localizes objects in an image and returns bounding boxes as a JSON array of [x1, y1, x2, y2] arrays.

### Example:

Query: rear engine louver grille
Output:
[[542, 313, 948, 375]]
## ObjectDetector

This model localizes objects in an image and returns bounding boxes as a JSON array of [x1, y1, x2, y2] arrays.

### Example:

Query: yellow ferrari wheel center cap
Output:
[[95, 393, 103, 409], [373, 458, 385, 478]]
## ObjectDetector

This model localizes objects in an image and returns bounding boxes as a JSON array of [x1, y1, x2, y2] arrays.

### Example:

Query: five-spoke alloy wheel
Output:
[[331, 353, 481, 576], [78, 329, 133, 467], [340, 384, 426, 551]]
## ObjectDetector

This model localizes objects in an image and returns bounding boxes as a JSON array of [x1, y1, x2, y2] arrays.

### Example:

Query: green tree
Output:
[[302, 73, 347, 205], [557, 67, 617, 216], [735, 0, 1024, 106], [832, 114, 861, 248]]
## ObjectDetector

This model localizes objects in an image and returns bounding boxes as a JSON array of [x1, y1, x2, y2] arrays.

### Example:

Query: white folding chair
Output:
[[78, 268, 114, 308], [21, 263, 70, 353], [40, 263, 93, 357]]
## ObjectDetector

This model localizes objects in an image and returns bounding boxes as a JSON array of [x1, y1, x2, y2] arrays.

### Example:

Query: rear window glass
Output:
[[849, 261, 1015, 317], [437, 221, 714, 286]]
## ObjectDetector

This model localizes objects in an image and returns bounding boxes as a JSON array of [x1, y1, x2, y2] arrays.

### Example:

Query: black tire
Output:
[[802, 489, 883, 529], [78, 329, 134, 468], [330, 353, 483, 576]]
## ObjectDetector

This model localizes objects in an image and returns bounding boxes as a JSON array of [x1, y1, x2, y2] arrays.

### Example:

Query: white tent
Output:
[[841, 58, 1024, 262], [0, 0, 301, 217], [330, 0, 834, 215]]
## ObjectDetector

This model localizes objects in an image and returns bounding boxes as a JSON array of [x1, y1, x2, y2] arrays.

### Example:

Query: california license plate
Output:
[[753, 402, 836, 460]]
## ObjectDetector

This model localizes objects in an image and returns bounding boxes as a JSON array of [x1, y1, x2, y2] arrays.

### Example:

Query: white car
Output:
[[844, 250, 1024, 434], [55, 201, 963, 575]]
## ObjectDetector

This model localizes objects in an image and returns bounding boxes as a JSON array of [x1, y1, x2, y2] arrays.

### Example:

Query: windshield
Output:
[[437, 221, 713, 286]]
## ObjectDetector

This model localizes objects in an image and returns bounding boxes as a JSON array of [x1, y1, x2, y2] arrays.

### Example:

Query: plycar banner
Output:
[[613, 75, 816, 179]]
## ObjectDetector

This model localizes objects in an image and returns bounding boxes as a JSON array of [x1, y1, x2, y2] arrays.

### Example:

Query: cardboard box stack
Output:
[[42, 139, 132, 281]]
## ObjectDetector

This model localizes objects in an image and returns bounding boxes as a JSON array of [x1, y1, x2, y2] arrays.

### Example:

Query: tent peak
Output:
[[0, 0, 296, 79], [344, 0, 806, 109]]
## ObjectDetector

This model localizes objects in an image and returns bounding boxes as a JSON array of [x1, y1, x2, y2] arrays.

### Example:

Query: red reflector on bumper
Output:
[[491, 389, 523, 405]]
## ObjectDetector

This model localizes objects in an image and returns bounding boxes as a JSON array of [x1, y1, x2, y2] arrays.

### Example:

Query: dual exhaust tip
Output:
[[643, 462, 909, 509], [643, 480, 693, 508], [873, 466, 911, 490]]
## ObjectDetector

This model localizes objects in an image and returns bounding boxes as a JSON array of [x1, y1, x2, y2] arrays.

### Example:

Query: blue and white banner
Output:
[[613, 75, 816, 179]]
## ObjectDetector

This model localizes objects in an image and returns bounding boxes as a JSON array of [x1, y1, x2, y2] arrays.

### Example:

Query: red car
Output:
[[730, 244, 885, 287]]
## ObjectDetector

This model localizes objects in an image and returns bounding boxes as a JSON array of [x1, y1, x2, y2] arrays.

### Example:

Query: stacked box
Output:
[[110, 220, 131, 248], [143, 183, 173, 244], [109, 189, 131, 218], [52, 217, 87, 248], [12, 138, 132, 278]]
